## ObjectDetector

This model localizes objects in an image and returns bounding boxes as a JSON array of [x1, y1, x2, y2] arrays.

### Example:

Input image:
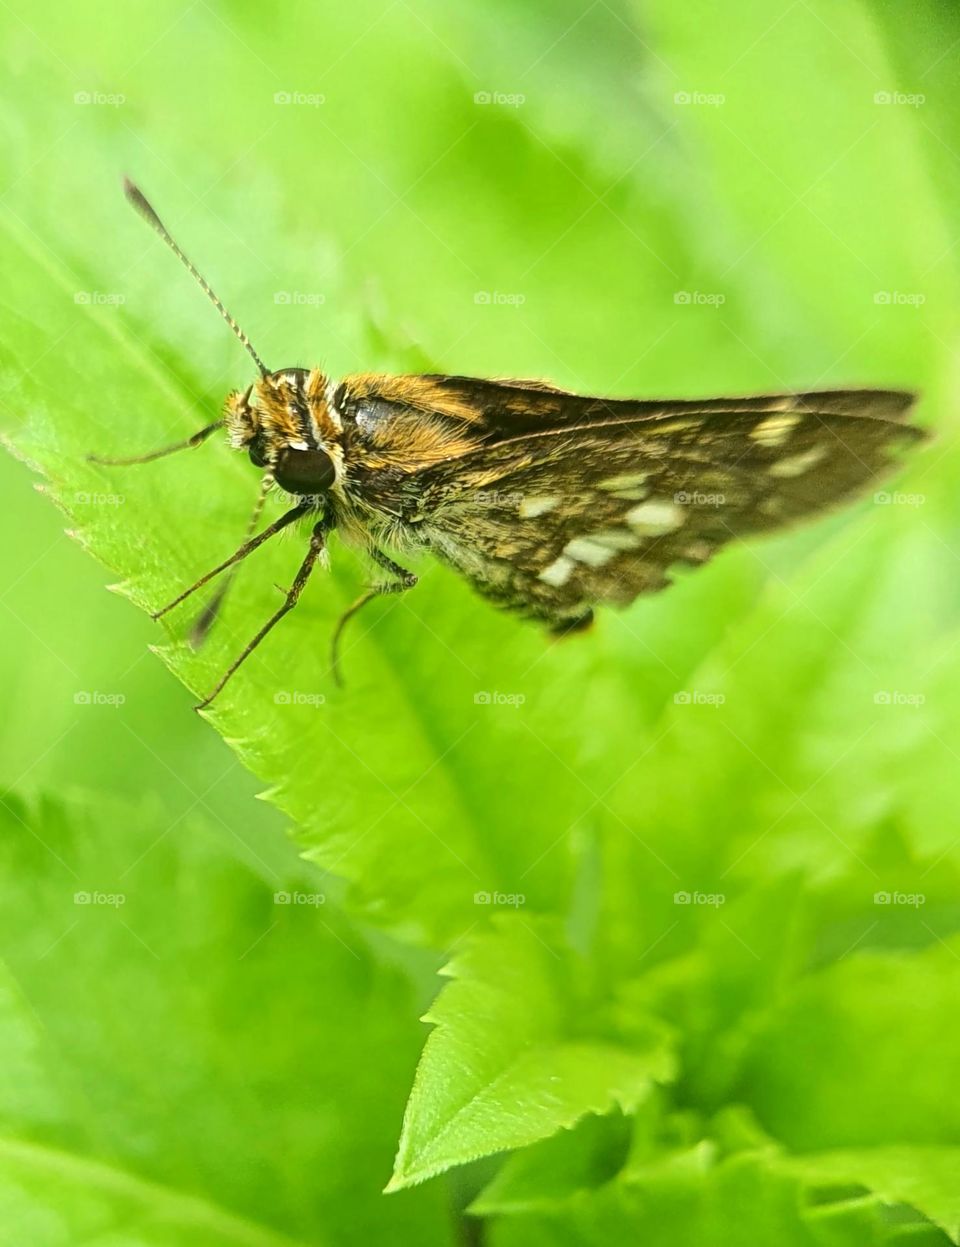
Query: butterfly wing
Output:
[[337, 376, 924, 628]]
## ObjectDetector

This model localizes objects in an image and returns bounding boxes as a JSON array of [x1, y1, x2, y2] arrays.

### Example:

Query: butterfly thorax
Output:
[[225, 369, 494, 552]]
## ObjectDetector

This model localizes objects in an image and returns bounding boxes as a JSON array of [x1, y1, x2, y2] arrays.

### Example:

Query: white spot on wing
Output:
[[767, 444, 829, 477], [538, 555, 576, 586], [563, 537, 615, 567], [750, 412, 802, 446], [519, 495, 560, 518], [599, 471, 651, 501], [600, 471, 650, 492], [683, 539, 713, 563], [625, 499, 686, 536], [649, 419, 698, 433], [587, 529, 642, 551]]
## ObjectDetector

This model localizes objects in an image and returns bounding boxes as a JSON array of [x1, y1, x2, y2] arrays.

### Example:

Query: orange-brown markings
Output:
[[304, 368, 341, 443], [342, 373, 485, 471], [251, 374, 306, 442], [343, 373, 487, 425]]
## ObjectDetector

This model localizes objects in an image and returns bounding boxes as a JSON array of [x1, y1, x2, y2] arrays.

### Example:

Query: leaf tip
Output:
[[382, 1169, 411, 1195]]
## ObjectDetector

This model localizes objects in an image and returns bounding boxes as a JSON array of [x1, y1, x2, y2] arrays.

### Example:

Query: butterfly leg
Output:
[[88, 419, 224, 465], [329, 549, 418, 686], [195, 520, 327, 711], [154, 502, 311, 621], [188, 473, 276, 647]]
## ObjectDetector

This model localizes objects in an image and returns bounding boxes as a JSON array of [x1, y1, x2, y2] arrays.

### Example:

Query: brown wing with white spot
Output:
[[417, 393, 924, 627]]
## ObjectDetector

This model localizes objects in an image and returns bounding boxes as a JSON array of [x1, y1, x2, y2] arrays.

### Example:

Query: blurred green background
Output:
[[1, 0, 959, 1243]]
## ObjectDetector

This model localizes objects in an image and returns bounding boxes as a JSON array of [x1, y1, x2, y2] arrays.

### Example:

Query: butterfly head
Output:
[[225, 367, 342, 497]]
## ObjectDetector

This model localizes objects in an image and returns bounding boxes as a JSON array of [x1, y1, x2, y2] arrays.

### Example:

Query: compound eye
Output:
[[247, 437, 269, 469], [274, 448, 336, 495]]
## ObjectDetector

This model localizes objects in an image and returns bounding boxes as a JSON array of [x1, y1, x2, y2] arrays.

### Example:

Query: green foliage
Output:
[[486, 1150, 955, 1247], [1, 0, 959, 1242], [0, 793, 451, 1245], [784, 1149, 960, 1244], [389, 916, 675, 1189]]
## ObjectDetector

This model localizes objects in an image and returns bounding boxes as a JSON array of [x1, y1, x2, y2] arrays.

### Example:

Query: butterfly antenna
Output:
[[123, 178, 269, 378]]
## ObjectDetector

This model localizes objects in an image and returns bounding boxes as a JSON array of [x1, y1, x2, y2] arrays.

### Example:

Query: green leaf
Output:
[[477, 1120, 958, 1246], [0, 1137, 300, 1247], [471, 1094, 723, 1216], [388, 917, 675, 1190], [607, 838, 960, 1112], [485, 1151, 890, 1247], [783, 1148, 960, 1245], [736, 942, 960, 1149], [0, 793, 453, 1247], [468, 1111, 634, 1216]]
